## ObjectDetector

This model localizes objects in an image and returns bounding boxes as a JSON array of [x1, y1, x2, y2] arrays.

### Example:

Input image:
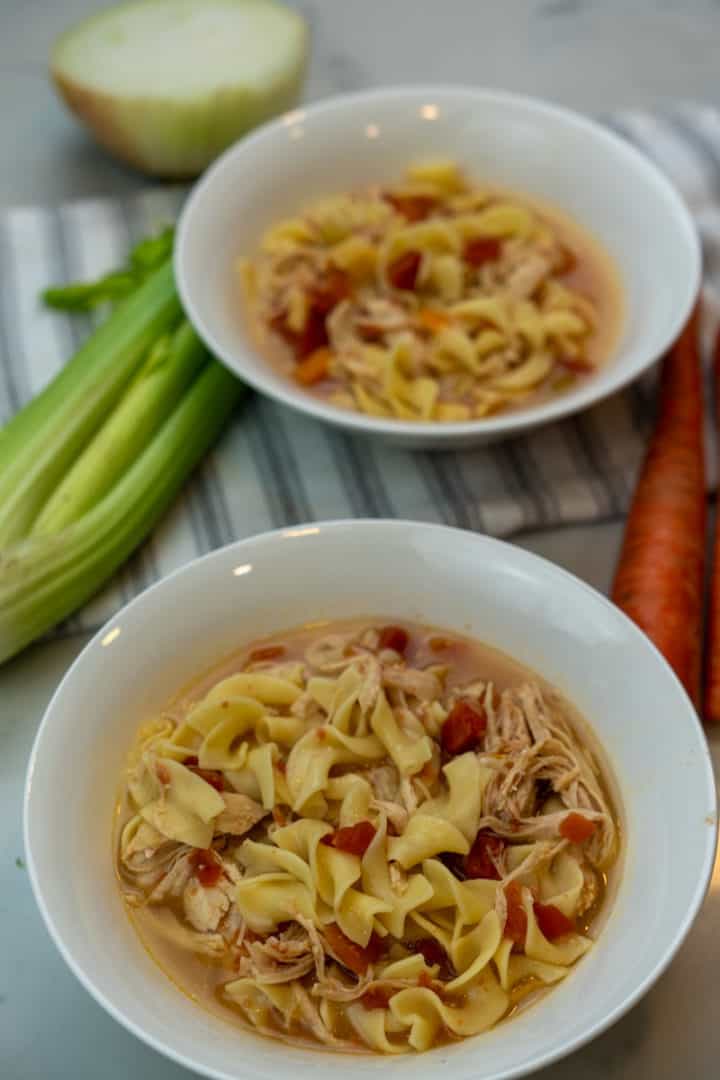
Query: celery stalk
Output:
[[31, 320, 207, 536], [0, 362, 244, 664], [0, 258, 181, 544]]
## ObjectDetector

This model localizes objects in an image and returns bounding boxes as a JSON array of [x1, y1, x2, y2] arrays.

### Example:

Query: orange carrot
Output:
[[611, 305, 705, 709], [704, 328, 720, 720], [417, 308, 451, 333], [294, 347, 332, 386]]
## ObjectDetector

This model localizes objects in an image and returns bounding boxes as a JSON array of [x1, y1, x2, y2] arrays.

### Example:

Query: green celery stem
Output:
[[0, 362, 244, 664], [0, 259, 181, 544], [31, 320, 207, 537]]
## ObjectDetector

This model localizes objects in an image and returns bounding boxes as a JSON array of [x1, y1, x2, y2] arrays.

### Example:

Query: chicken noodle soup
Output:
[[116, 620, 620, 1053], [240, 161, 623, 421]]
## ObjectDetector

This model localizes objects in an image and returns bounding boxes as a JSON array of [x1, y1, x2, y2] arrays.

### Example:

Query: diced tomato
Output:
[[465, 830, 505, 880], [378, 625, 409, 654], [463, 237, 502, 267], [183, 755, 199, 767], [559, 812, 597, 844], [187, 765, 225, 793], [297, 306, 329, 357], [189, 849, 223, 888], [504, 881, 528, 946], [294, 347, 332, 386], [384, 193, 437, 222], [275, 759, 287, 775], [417, 970, 435, 990], [321, 820, 376, 856], [249, 645, 286, 662], [388, 250, 422, 290], [361, 986, 394, 1010], [440, 699, 487, 755], [324, 924, 384, 975], [533, 901, 575, 940], [270, 305, 329, 360], [414, 938, 448, 968]]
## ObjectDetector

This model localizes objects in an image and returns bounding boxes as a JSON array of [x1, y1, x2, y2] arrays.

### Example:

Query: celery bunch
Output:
[[0, 235, 244, 663]]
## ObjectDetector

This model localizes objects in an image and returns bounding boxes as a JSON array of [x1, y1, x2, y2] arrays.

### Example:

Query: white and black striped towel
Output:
[[2, 105, 720, 637]]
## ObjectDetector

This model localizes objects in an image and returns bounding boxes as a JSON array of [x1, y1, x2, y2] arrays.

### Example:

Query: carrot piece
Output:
[[705, 328, 720, 721], [611, 305, 705, 709], [417, 308, 451, 333], [294, 347, 332, 386]]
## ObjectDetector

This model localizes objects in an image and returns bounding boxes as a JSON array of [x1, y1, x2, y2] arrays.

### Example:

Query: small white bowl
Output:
[[25, 521, 716, 1080], [175, 86, 700, 449]]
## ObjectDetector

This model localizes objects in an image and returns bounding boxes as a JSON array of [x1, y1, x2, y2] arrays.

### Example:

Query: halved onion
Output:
[[51, 0, 308, 178]]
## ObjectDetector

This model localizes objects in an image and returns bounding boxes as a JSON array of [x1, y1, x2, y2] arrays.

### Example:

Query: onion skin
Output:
[[50, 1, 309, 178]]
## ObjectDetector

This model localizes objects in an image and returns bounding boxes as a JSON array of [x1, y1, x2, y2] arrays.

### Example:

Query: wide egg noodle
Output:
[[537, 850, 585, 918], [204, 673, 302, 708], [370, 690, 432, 776], [521, 888, 593, 965], [421, 752, 492, 842], [361, 816, 433, 938], [389, 968, 509, 1051], [133, 757, 225, 847], [388, 813, 469, 868]]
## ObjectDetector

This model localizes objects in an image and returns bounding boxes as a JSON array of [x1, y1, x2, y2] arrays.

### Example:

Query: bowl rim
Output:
[[23, 519, 718, 1080], [175, 84, 702, 443]]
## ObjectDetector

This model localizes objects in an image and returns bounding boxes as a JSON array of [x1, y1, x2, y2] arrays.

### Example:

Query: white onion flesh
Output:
[[52, 0, 308, 178]]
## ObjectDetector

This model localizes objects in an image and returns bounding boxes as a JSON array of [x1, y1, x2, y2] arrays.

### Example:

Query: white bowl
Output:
[[175, 86, 700, 449], [25, 521, 716, 1079]]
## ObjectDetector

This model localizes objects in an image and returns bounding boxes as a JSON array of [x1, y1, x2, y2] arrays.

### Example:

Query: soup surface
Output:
[[116, 618, 620, 1053], [239, 160, 623, 421]]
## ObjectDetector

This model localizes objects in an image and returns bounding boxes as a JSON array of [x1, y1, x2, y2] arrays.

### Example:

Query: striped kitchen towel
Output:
[[1, 104, 719, 637]]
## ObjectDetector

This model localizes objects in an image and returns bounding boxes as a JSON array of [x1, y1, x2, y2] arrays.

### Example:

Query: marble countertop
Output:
[[1, 2, 719, 1078]]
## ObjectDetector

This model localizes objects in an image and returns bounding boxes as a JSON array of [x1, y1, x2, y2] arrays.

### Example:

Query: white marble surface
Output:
[[1, 2, 719, 1078]]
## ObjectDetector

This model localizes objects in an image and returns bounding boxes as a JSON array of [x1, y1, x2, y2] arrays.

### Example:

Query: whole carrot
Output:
[[704, 329, 720, 721], [611, 305, 705, 709]]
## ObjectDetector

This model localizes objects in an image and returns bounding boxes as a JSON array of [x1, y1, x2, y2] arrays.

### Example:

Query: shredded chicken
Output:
[[371, 798, 408, 834], [505, 252, 552, 299], [214, 792, 268, 836], [182, 858, 240, 933], [184, 879, 231, 933], [147, 848, 194, 903], [383, 666, 441, 701], [399, 777, 419, 818], [364, 763, 401, 802]]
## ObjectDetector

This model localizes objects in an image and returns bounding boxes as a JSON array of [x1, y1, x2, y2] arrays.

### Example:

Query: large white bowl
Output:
[[25, 521, 716, 1079], [175, 86, 700, 449]]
